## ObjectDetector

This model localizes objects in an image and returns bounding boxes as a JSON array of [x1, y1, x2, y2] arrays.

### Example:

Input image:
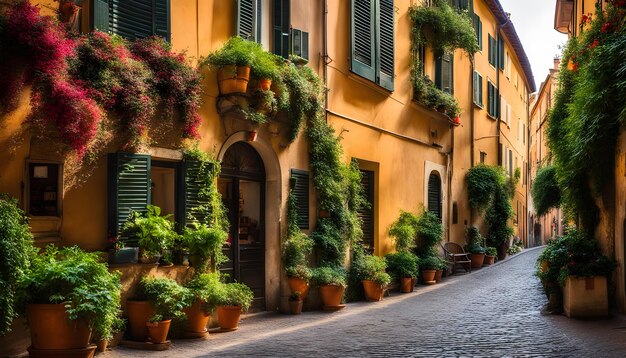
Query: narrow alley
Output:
[[105, 248, 626, 357]]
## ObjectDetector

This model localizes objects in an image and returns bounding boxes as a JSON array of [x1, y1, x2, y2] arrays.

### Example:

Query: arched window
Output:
[[428, 172, 442, 221]]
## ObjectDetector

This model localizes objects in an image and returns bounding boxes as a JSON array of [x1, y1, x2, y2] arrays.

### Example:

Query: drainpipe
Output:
[[469, 0, 476, 225], [496, 17, 510, 168], [526, 91, 531, 246], [447, 128, 453, 242]]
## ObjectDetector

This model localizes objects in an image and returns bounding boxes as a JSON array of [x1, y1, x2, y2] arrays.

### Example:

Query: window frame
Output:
[[487, 80, 498, 118], [94, 0, 171, 42], [435, 52, 454, 94], [473, 13, 482, 51], [488, 34, 497, 67], [26, 160, 63, 218], [473, 71, 483, 107]]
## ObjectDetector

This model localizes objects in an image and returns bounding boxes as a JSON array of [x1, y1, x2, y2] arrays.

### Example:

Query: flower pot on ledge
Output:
[[217, 65, 250, 95]]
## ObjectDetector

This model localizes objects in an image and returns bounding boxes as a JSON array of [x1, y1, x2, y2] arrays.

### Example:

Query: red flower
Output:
[[602, 22, 613, 33], [589, 39, 600, 49]]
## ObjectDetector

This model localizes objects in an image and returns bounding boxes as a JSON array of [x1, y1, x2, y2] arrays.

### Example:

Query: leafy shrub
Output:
[[183, 223, 228, 272], [350, 254, 391, 286], [136, 276, 190, 322], [122, 205, 178, 258], [283, 190, 313, 281], [419, 256, 440, 270], [465, 226, 485, 254], [415, 210, 443, 257], [216, 282, 254, 312], [311, 266, 347, 287], [205, 36, 258, 68], [467, 164, 505, 211], [389, 211, 419, 253], [0, 195, 35, 335], [183, 272, 222, 314], [485, 246, 497, 257], [531, 165, 561, 217], [385, 252, 419, 280], [20, 246, 122, 340]]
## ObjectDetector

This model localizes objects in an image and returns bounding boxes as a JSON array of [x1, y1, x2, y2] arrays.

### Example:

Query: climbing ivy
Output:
[[531, 165, 561, 217]]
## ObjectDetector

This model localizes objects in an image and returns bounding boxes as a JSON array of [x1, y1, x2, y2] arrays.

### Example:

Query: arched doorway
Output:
[[428, 171, 442, 221], [219, 142, 266, 310]]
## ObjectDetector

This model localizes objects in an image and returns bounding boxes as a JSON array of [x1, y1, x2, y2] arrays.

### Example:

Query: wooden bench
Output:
[[441, 242, 472, 274]]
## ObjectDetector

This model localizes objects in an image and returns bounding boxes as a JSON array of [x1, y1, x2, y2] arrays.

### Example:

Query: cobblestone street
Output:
[[105, 247, 626, 357]]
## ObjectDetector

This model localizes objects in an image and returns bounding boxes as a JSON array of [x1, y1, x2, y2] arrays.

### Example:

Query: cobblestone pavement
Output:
[[105, 248, 626, 357]]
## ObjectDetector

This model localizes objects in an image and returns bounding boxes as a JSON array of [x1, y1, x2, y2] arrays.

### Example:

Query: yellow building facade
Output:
[[0, 0, 534, 319]]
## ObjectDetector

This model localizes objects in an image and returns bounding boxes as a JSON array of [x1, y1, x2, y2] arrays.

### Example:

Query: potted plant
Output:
[[182, 272, 221, 335], [434, 257, 448, 283], [129, 276, 189, 343], [385, 251, 419, 293], [311, 266, 347, 310], [484, 246, 497, 265], [95, 315, 125, 353], [283, 190, 314, 299], [107, 234, 139, 265], [419, 256, 439, 285], [466, 226, 486, 269], [288, 291, 303, 315], [215, 282, 254, 331], [183, 223, 229, 273], [121, 205, 178, 264], [350, 254, 391, 302], [251, 49, 281, 90], [205, 36, 258, 94], [19, 246, 122, 353]]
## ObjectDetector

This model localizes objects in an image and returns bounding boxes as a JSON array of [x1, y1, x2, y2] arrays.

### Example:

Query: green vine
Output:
[[408, 0, 478, 117], [546, 1, 626, 238], [282, 190, 313, 281], [531, 165, 561, 217]]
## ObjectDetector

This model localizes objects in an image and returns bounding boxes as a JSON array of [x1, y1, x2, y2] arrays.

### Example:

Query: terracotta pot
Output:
[[258, 78, 272, 91], [420, 270, 436, 285], [289, 300, 303, 315], [217, 65, 250, 94], [470, 253, 486, 268], [184, 300, 211, 333], [400, 277, 414, 293], [541, 259, 549, 273], [484, 255, 496, 265], [27, 303, 92, 350], [96, 339, 107, 352], [362, 280, 384, 302], [319, 284, 345, 307], [217, 305, 243, 330], [287, 276, 310, 299], [247, 130, 258, 142], [435, 269, 443, 283], [146, 320, 171, 344], [126, 300, 155, 340], [318, 210, 330, 218]]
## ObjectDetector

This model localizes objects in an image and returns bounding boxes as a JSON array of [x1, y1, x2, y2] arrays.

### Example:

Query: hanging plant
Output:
[[408, 0, 477, 117]]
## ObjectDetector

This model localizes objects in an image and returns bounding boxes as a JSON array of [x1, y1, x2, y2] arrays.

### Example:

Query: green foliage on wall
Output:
[[546, 2, 626, 238], [283, 190, 313, 281], [531, 165, 561, 217]]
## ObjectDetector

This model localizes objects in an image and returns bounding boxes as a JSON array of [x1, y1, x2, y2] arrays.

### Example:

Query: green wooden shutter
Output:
[[183, 159, 212, 227], [292, 29, 310, 60], [107, 153, 151, 242], [273, 0, 290, 58], [351, 0, 376, 82], [473, 13, 482, 51], [435, 54, 452, 94], [488, 35, 495, 66], [378, 0, 394, 91], [93, 0, 110, 32], [427, 172, 442, 221], [301, 31, 309, 60], [358, 170, 375, 250], [238, 0, 256, 41], [109, 0, 170, 41], [290, 169, 309, 229]]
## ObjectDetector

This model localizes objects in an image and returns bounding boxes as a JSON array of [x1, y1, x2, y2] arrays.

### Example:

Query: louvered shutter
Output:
[[488, 35, 495, 66], [435, 54, 453, 94], [351, 0, 375, 82], [109, 0, 170, 41], [107, 153, 151, 243], [183, 160, 212, 227], [93, 0, 110, 32], [301, 31, 309, 60], [473, 14, 482, 51], [290, 169, 309, 229], [358, 170, 375, 250], [273, 0, 290, 58], [292, 29, 302, 56], [378, 0, 394, 91], [238, 0, 256, 41], [427, 173, 442, 221], [498, 37, 505, 70]]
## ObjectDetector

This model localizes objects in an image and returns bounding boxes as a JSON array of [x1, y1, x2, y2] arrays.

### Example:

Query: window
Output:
[[435, 53, 453, 94], [28, 163, 60, 216], [487, 81, 498, 118], [350, 0, 395, 91], [509, 150, 513, 177], [273, 0, 290, 58], [93, 0, 170, 41], [452, 202, 458, 224], [358, 169, 375, 251], [292, 29, 310, 60], [238, 0, 262, 43], [500, 96, 510, 126], [473, 71, 483, 107], [505, 51, 511, 79], [498, 36, 505, 70], [480, 151, 487, 163], [427, 172, 442, 222], [473, 13, 482, 51], [452, 0, 469, 10], [290, 169, 310, 229], [488, 35, 497, 67]]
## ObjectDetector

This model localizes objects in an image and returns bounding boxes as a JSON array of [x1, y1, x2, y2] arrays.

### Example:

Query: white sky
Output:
[[499, 0, 568, 92]]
